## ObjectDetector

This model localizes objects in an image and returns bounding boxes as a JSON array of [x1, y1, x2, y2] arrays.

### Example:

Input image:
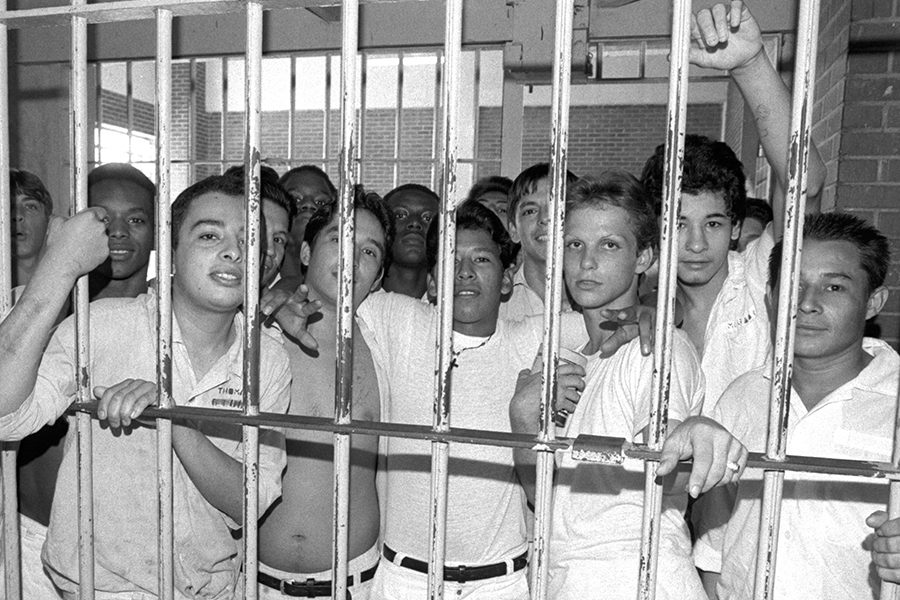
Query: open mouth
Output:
[[455, 289, 480, 297], [211, 270, 243, 285]]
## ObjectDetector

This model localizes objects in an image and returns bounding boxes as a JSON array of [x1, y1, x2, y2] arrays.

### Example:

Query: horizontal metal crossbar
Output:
[[68, 402, 900, 481], [0, 0, 419, 29]]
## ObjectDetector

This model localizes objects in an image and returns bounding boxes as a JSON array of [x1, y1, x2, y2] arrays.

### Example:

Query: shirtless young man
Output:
[[257, 190, 394, 599]]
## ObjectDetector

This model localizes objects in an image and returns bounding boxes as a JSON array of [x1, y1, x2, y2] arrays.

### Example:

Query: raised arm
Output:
[[0, 208, 108, 418], [690, 1, 826, 229]]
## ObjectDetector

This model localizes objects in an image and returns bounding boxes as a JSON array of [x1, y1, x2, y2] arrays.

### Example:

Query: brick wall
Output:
[[821, 0, 900, 347], [521, 103, 722, 177]]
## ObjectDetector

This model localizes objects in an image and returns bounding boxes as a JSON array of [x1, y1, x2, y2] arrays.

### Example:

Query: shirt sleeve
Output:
[[631, 332, 704, 435], [0, 315, 77, 441], [743, 222, 776, 290], [692, 394, 741, 572]]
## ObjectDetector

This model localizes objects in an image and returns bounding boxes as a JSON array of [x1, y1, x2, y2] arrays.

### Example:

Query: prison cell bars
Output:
[[332, 1, 360, 597], [0, 1, 898, 599], [427, 0, 463, 596], [0, 0, 16, 596], [154, 8, 175, 600], [529, 0, 574, 597], [637, 0, 693, 597]]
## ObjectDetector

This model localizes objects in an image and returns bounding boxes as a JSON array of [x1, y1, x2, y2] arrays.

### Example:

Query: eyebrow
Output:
[[189, 219, 226, 231], [362, 236, 386, 255], [822, 272, 854, 281]]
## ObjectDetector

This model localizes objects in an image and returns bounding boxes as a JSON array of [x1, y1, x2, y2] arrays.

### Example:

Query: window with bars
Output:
[[93, 48, 504, 197]]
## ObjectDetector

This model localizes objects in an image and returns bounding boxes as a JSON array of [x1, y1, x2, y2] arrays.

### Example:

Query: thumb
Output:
[[44, 215, 65, 243], [93, 386, 108, 398], [868, 510, 889, 530]]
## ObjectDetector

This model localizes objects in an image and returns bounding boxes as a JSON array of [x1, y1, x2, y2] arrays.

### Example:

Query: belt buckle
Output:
[[456, 564, 467, 584]]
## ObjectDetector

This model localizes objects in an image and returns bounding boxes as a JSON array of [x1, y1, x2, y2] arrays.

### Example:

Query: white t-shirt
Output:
[[699, 226, 774, 416], [694, 338, 899, 599], [358, 291, 585, 565], [548, 332, 706, 600]]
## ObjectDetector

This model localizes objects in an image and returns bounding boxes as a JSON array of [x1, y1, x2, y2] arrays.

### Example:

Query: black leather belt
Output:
[[257, 562, 377, 598], [382, 544, 528, 583]]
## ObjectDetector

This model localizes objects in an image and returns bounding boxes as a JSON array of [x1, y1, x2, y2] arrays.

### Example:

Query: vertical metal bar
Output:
[[0, 0, 19, 597], [242, 4, 264, 600], [530, 2, 574, 599], [126, 61, 134, 163], [288, 57, 296, 163], [637, 1, 691, 598], [882, 391, 900, 600], [471, 49, 481, 179], [220, 57, 227, 169], [71, 1, 95, 597], [188, 57, 197, 181], [332, 3, 359, 600], [393, 52, 403, 189], [359, 53, 368, 185], [430, 50, 442, 190], [754, 1, 820, 598], [324, 54, 333, 168], [96, 63, 104, 164], [426, 2, 462, 599], [154, 9, 175, 600]]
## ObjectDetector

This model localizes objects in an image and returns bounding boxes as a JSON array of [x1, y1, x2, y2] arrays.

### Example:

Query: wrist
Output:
[[729, 47, 769, 81]]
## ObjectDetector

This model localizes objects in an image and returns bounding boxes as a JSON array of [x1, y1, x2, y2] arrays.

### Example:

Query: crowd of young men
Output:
[[0, 2, 899, 599]]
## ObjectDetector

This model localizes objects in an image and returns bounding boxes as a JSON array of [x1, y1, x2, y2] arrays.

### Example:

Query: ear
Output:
[[635, 246, 654, 276], [300, 241, 312, 268], [866, 286, 889, 320], [507, 217, 522, 244], [500, 265, 515, 296], [731, 219, 742, 242], [370, 266, 385, 295]]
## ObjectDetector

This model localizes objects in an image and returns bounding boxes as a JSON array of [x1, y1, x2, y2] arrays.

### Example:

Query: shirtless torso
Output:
[[258, 321, 381, 572]]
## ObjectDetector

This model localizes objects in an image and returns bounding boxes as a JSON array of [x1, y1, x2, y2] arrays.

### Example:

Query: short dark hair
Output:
[[466, 176, 513, 204], [303, 184, 395, 274], [171, 175, 245, 250], [508, 163, 579, 225], [224, 164, 296, 227], [768, 212, 891, 294], [641, 134, 746, 223], [88, 163, 156, 201], [426, 200, 517, 272], [566, 171, 658, 253], [745, 197, 774, 226], [10, 169, 53, 214], [278, 165, 337, 197], [382, 183, 440, 208]]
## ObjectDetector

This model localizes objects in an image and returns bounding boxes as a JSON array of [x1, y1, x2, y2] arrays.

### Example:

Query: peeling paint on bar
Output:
[[637, 0, 692, 597], [331, 1, 359, 597], [426, 2, 463, 596], [240, 4, 264, 599], [531, 2, 574, 599], [154, 8, 175, 600], [754, 1, 821, 599]]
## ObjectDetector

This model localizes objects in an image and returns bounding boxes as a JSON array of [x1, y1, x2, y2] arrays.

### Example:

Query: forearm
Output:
[[731, 51, 825, 222], [512, 447, 537, 507], [0, 264, 76, 417], [172, 423, 244, 524]]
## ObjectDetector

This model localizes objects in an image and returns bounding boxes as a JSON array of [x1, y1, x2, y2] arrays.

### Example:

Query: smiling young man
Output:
[[694, 213, 896, 599], [380, 183, 439, 299], [256, 189, 393, 600], [86, 163, 156, 300], [360, 200, 546, 599], [501, 163, 578, 321], [0, 174, 291, 599]]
